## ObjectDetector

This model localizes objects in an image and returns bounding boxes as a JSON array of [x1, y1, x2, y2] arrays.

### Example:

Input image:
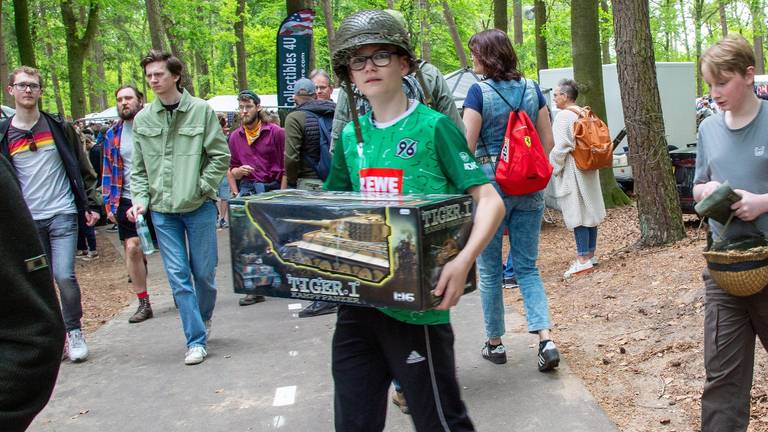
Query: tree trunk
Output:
[[145, 0, 166, 51], [494, 0, 507, 33], [513, 0, 523, 45], [158, 7, 195, 96], [442, 0, 468, 68], [45, 43, 65, 115], [322, 1, 336, 38], [0, 0, 10, 106], [693, 0, 703, 96], [751, 0, 765, 74], [116, 59, 123, 85], [600, 0, 611, 64], [387, 0, 394, 7], [320, 0, 334, 69], [286, 0, 310, 12], [613, 0, 685, 246], [60, 0, 99, 120], [35, 4, 62, 113], [13, 0, 36, 67], [572, 0, 629, 208], [718, 0, 728, 37], [94, 39, 107, 109], [88, 60, 99, 113], [229, 50, 238, 91], [419, 0, 431, 62], [195, 50, 211, 99], [534, 0, 549, 75], [235, 0, 248, 89], [286, 0, 314, 72], [678, 0, 691, 58]]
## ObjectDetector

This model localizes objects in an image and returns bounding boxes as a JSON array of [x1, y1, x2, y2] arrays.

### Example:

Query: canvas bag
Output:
[[484, 80, 552, 196], [565, 106, 613, 171]]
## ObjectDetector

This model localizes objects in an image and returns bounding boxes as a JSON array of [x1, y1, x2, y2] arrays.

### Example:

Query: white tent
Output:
[[443, 67, 484, 109], [206, 94, 285, 112], [207, 89, 341, 113], [82, 106, 118, 122]]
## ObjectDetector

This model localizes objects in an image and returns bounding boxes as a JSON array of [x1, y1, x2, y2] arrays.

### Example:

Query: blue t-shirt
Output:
[[464, 79, 546, 113]]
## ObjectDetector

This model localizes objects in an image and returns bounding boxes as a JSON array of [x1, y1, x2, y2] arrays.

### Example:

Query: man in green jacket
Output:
[[128, 50, 230, 366]]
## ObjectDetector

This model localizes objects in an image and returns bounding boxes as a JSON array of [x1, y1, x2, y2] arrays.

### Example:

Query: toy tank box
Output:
[[229, 190, 476, 310]]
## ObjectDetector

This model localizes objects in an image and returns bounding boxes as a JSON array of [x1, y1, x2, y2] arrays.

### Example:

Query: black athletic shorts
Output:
[[116, 198, 157, 243]]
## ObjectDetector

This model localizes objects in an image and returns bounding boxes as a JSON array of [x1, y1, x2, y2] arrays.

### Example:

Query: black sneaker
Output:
[[238, 294, 266, 306], [298, 301, 338, 318], [128, 298, 153, 323], [538, 340, 560, 372], [106, 224, 119, 233], [503, 276, 519, 289], [481, 341, 507, 364]]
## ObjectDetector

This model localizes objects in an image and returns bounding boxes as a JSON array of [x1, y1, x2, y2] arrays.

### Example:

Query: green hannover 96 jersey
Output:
[[324, 101, 488, 325]]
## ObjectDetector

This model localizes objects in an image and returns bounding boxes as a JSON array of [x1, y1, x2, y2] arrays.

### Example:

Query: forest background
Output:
[[3, 0, 766, 121]]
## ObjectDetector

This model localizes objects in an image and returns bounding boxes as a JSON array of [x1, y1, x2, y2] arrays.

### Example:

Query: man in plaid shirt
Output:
[[102, 84, 156, 323]]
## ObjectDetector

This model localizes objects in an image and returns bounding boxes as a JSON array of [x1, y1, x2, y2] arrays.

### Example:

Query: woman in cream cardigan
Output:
[[549, 79, 606, 278]]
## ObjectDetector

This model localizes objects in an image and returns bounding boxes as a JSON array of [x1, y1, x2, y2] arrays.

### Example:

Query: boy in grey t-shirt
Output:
[[693, 35, 768, 432]]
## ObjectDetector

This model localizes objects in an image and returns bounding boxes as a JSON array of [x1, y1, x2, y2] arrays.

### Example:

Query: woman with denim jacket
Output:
[[463, 29, 560, 372]]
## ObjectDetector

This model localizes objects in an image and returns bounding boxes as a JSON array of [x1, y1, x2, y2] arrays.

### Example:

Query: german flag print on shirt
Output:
[[9, 130, 54, 157]]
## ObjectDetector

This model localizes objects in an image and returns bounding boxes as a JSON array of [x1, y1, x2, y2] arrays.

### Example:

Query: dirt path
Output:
[[75, 230, 134, 333], [524, 205, 768, 432]]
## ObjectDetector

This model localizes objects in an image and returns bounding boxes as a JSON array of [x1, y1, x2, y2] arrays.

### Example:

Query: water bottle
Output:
[[136, 214, 157, 255]]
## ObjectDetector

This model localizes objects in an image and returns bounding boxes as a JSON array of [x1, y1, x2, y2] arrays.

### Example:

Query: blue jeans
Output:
[[574, 226, 597, 256], [36, 213, 82, 331], [238, 179, 279, 197], [151, 201, 218, 348], [477, 172, 551, 336], [503, 240, 515, 279]]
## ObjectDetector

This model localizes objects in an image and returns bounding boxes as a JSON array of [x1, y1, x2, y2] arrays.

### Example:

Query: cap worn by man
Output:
[[293, 78, 316, 98]]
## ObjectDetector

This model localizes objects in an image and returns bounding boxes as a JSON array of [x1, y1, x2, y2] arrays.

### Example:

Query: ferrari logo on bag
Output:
[[524, 136, 532, 148]]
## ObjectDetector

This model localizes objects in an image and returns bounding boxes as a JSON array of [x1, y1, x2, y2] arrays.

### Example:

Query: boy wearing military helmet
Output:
[[326, 10, 504, 431]]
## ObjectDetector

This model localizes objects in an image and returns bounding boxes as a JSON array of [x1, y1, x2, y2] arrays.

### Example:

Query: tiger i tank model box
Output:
[[229, 190, 476, 310]]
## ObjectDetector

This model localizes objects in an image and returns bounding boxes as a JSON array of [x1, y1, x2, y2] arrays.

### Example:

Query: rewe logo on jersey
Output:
[[359, 168, 404, 193]]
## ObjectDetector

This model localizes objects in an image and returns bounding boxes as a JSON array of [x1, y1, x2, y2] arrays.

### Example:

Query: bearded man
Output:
[[228, 90, 285, 306], [102, 84, 157, 324]]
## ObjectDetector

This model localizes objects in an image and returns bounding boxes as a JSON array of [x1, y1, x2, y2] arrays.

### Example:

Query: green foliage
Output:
[[2, 0, 766, 116]]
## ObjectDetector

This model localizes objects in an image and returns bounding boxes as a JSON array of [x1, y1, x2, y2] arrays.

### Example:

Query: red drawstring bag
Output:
[[485, 80, 552, 196]]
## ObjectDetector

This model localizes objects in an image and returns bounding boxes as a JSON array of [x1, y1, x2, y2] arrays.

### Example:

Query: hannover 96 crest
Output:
[[396, 138, 418, 159]]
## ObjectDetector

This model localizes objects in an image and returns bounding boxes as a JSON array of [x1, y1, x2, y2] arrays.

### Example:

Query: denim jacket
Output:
[[475, 78, 542, 160]]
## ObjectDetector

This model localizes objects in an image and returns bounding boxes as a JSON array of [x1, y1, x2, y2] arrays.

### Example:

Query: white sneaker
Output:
[[590, 256, 599, 266], [204, 320, 212, 339], [563, 260, 594, 279], [67, 329, 89, 362], [185, 346, 207, 365]]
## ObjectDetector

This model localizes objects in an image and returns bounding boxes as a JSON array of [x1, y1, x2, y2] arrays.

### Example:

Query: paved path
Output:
[[30, 229, 617, 432]]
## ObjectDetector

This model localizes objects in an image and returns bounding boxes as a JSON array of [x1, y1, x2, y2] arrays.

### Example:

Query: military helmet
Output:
[[332, 10, 415, 84]]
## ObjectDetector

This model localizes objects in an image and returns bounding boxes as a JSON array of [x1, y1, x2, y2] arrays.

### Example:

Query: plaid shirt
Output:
[[102, 121, 124, 215]]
